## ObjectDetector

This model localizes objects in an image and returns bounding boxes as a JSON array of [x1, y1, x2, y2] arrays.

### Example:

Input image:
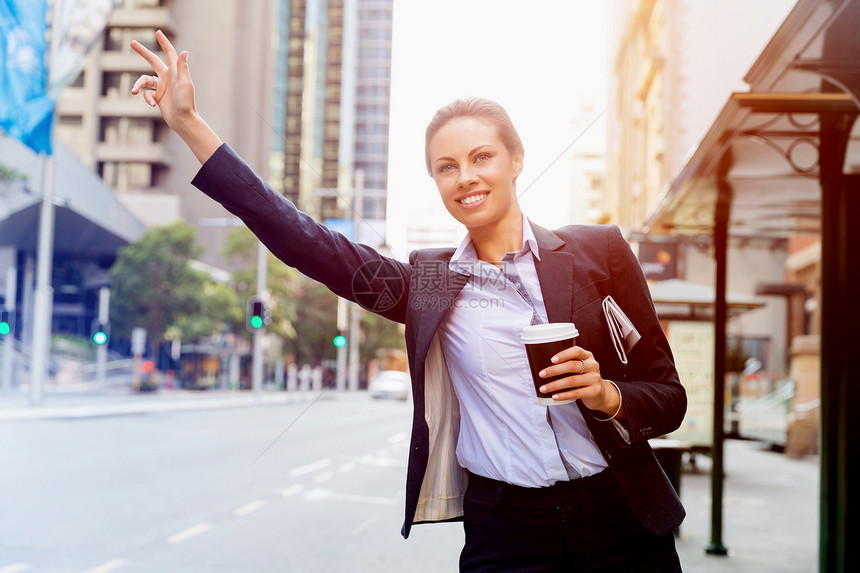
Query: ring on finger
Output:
[[576, 359, 586, 375], [141, 76, 158, 93]]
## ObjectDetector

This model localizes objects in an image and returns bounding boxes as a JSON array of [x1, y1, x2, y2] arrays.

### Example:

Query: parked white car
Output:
[[368, 370, 410, 400]]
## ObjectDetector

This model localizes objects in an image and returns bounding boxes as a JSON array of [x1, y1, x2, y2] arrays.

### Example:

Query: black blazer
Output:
[[193, 144, 687, 539]]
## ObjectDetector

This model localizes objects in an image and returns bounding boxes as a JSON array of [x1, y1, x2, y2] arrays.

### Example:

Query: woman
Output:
[[132, 31, 686, 572]]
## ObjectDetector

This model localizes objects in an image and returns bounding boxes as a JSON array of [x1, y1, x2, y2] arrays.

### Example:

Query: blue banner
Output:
[[0, 0, 54, 154]]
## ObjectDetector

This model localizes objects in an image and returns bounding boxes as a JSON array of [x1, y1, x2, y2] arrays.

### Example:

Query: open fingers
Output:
[[130, 39, 167, 75], [155, 29, 178, 67], [130, 74, 156, 94], [130, 75, 158, 106]]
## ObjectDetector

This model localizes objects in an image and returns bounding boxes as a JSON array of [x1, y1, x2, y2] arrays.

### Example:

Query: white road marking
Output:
[[234, 500, 266, 516], [0, 564, 31, 573], [288, 459, 331, 477], [314, 471, 334, 483], [167, 523, 212, 544], [81, 559, 128, 573], [351, 513, 380, 536], [303, 488, 396, 506], [281, 484, 303, 497]]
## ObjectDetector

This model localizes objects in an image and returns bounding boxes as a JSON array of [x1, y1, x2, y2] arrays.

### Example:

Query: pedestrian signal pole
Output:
[[95, 287, 109, 390], [336, 298, 347, 392], [1, 266, 16, 394]]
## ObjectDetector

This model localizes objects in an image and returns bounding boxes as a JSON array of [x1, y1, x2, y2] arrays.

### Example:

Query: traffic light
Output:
[[247, 298, 269, 332], [333, 333, 347, 348], [91, 320, 109, 345], [0, 309, 11, 336]]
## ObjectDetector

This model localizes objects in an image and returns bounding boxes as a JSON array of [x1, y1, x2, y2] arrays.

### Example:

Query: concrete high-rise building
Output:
[[270, 0, 393, 240], [54, 0, 392, 264], [54, 0, 276, 269]]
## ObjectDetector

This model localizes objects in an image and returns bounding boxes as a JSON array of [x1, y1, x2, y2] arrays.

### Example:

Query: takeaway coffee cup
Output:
[[521, 322, 579, 405]]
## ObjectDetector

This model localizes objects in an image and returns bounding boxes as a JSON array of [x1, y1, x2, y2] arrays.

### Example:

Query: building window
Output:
[[98, 161, 119, 186], [127, 162, 152, 188], [99, 117, 121, 143], [104, 27, 158, 54], [128, 118, 155, 144]]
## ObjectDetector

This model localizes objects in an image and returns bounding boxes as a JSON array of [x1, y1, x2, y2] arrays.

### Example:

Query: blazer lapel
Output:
[[410, 255, 470, 368], [532, 222, 575, 324]]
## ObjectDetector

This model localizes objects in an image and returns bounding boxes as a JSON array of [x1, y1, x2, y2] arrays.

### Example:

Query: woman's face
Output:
[[427, 116, 524, 233]]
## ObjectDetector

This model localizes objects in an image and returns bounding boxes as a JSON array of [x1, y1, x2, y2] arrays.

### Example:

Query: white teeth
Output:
[[460, 193, 487, 205]]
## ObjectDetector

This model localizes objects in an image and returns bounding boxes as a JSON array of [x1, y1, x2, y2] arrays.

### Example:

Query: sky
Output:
[[385, 0, 611, 259]]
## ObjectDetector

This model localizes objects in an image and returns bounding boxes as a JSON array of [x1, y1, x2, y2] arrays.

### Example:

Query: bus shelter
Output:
[[641, 0, 859, 568]]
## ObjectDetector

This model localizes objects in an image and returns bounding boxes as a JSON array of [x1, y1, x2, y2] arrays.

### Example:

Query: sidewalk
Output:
[[0, 386, 329, 421], [675, 439, 819, 572], [1, 388, 820, 572]]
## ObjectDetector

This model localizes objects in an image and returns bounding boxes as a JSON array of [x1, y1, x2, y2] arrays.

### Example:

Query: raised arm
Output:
[[130, 30, 222, 164], [129, 31, 412, 325]]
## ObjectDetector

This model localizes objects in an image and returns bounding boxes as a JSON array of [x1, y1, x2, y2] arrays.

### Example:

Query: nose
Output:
[[457, 164, 479, 188]]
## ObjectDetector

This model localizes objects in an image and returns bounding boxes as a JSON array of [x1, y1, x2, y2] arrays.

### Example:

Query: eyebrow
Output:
[[433, 144, 496, 165]]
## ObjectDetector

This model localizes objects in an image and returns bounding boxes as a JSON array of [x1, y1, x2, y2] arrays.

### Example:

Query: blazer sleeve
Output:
[[191, 144, 411, 324], [602, 226, 686, 443]]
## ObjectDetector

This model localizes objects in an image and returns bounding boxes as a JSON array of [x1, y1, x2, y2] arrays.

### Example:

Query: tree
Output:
[[168, 281, 244, 343], [220, 226, 303, 340], [360, 309, 406, 360], [109, 222, 236, 358]]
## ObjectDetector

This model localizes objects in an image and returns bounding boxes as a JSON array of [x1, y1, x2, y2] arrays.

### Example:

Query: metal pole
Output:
[[336, 297, 347, 392], [818, 111, 856, 573], [30, 0, 62, 407], [348, 299, 360, 391], [2, 266, 17, 393], [706, 172, 731, 556], [347, 170, 364, 392], [96, 286, 109, 391], [252, 241, 267, 395], [30, 154, 56, 407]]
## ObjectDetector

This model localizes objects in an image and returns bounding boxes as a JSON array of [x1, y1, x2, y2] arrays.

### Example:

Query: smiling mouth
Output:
[[458, 192, 488, 205]]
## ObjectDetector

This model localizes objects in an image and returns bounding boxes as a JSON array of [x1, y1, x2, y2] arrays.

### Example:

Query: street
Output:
[[0, 394, 463, 572], [0, 391, 819, 572]]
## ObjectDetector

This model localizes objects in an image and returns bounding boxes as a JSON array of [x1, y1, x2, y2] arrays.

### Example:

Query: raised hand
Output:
[[130, 30, 221, 163]]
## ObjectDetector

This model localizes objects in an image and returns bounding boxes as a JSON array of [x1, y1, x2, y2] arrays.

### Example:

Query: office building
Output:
[[271, 0, 393, 242]]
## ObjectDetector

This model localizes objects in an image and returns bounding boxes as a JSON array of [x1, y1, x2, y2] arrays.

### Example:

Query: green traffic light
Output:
[[249, 315, 264, 329], [93, 331, 108, 345], [333, 335, 347, 348], [0, 322, 9, 336]]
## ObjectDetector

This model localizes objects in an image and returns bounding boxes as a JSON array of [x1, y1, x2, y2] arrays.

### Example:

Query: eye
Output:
[[475, 153, 491, 163], [438, 163, 456, 174]]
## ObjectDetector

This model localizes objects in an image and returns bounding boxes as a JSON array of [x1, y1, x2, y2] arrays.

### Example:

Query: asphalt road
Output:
[[0, 394, 464, 572]]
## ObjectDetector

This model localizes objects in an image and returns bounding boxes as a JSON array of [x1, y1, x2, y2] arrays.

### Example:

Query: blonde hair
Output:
[[424, 97, 524, 175]]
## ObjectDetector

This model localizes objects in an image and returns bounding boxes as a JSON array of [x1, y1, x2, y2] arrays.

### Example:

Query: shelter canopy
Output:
[[642, 0, 860, 239]]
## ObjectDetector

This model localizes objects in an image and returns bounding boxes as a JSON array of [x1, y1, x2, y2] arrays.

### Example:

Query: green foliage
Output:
[[360, 310, 406, 359], [286, 281, 339, 365], [221, 225, 340, 364], [0, 164, 28, 183], [109, 222, 240, 354], [221, 226, 302, 339], [219, 226, 405, 367], [168, 282, 244, 342]]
